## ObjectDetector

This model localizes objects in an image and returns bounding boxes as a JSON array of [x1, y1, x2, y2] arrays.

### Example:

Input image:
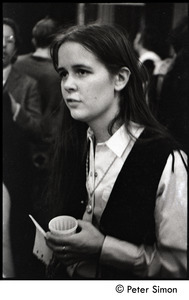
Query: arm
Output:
[[46, 151, 187, 278], [100, 151, 187, 278], [9, 80, 42, 141]]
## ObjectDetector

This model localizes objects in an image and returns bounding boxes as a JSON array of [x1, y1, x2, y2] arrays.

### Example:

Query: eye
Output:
[[4, 35, 15, 44], [76, 69, 89, 77], [58, 70, 68, 79]]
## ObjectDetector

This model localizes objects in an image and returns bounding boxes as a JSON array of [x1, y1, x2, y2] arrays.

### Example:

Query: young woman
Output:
[[45, 24, 187, 279]]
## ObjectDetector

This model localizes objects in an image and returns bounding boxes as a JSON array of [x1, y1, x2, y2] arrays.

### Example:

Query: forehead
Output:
[[58, 41, 99, 66], [3, 24, 14, 36]]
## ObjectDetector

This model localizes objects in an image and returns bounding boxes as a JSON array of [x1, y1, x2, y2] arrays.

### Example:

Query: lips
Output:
[[66, 99, 81, 103]]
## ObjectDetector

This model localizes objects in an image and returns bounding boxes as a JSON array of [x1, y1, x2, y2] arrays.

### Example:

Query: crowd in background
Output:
[[3, 13, 188, 279], [133, 16, 189, 154], [3, 16, 62, 278]]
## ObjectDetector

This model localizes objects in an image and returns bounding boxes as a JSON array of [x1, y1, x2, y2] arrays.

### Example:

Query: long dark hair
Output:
[[45, 23, 176, 222]]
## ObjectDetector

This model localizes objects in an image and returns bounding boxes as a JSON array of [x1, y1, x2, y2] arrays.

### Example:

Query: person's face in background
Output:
[[3, 24, 17, 68], [57, 41, 120, 128]]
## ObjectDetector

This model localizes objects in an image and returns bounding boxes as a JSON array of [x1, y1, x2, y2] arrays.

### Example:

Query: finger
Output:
[[46, 232, 70, 245], [46, 240, 68, 253], [55, 245, 71, 254]]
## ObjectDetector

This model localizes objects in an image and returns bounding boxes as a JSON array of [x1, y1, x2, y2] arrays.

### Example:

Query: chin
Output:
[[70, 112, 88, 123]]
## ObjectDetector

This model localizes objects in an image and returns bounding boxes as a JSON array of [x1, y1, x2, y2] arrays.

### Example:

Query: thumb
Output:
[[77, 219, 91, 229]]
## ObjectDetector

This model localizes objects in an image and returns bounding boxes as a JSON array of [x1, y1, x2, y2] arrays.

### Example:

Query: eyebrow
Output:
[[57, 64, 93, 72]]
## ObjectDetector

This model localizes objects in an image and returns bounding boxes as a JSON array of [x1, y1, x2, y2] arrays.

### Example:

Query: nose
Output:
[[63, 74, 77, 92]]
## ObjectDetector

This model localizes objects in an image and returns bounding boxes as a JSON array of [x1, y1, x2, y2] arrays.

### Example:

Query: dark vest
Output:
[[61, 129, 176, 279], [98, 129, 175, 279]]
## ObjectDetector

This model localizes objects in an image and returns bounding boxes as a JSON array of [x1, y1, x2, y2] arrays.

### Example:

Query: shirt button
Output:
[[94, 172, 98, 177], [86, 204, 92, 213]]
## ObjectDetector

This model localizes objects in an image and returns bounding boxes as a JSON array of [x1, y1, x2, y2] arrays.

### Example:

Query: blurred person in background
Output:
[[133, 25, 163, 77], [157, 17, 189, 155], [133, 25, 165, 116], [3, 17, 42, 278], [15, 17, 63, 224], [3, 18, 42, 139]]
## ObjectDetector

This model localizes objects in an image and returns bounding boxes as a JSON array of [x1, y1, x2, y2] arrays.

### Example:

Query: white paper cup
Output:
[[48, 215, 78, 236]]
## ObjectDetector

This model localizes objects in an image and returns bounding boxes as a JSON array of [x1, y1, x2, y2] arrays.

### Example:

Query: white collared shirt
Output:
[[83, 123, 143, 225], [77, 123, 187, 278]]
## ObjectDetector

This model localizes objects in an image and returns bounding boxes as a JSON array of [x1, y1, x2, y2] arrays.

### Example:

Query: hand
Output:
[[46, 220, 105, 266]]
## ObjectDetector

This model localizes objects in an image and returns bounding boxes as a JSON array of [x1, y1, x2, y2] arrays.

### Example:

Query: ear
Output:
[[114, 67, 131, 92]]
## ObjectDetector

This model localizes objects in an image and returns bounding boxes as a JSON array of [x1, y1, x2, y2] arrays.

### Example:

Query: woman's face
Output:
[[57, 41, 120, 128]]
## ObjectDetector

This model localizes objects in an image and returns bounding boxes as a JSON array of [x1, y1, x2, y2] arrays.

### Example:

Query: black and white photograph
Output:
[[2, 2, 188, 299]]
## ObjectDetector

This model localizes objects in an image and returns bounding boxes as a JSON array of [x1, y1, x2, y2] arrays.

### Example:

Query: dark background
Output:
[[3, 3, 187, 58], [3, 3, 77, 54]]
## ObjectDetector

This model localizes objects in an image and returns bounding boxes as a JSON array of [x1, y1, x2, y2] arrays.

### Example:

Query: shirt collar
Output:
[[105, 124, 129, 157], [87, 122, 144, 158], [87, 127, 94, 139], [139, 51, 161, 64]]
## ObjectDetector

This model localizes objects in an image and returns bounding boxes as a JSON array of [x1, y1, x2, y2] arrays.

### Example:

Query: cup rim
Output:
[[48, 215, 78, 234]]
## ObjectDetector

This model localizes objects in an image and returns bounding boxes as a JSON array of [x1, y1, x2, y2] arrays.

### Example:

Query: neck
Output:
[[87, 95, 121, 143], [91, 126, 111, 143], [32, 47, 50, 59], [89, 120, 122, 143]]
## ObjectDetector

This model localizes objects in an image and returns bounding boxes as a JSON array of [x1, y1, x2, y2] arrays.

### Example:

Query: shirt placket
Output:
[[85, 136, 95, 222]]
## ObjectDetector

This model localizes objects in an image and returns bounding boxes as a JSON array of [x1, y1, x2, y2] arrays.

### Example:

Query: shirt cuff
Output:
[[99, 236, 161, 278], [100, 235, 139, 267], [13, 103, 21, 121]]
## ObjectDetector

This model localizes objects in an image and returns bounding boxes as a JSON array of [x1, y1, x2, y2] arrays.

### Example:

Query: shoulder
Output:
[[16, 53, 33, 62], [159, 150, 188, 191], [171, 150, 188, 172], [143, 130, 188, 173], [135, 129, 184, 172], [7, 67, 39, 98], [15, 54, 33, 69], [11, 66, 38, 85], [138, 128, 175, 150]]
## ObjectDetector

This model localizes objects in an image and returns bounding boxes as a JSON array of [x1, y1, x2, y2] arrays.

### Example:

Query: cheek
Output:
[[7, 46, 16, 58], [87, 79, 111, 98], [8, 43, 15, 51], [83, 86, 97, 102], [60, 82, 65, 95]]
